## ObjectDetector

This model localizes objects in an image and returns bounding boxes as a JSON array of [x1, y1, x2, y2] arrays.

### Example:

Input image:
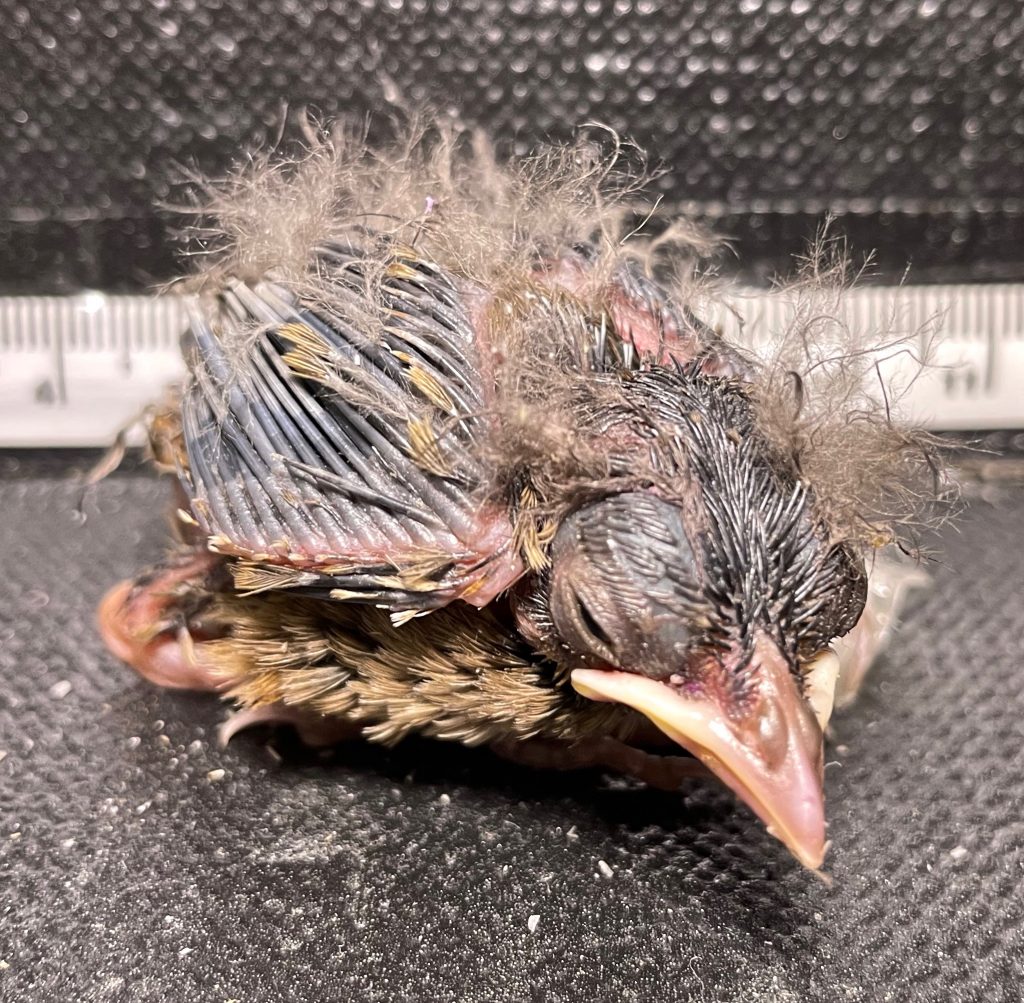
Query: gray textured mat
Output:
[[0, 452, 1021, 1002]]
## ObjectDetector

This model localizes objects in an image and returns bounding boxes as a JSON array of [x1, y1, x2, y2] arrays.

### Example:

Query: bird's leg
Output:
[[489, 735, 714, 790], [832, 553, 932, 709], [97, 549, 227, 691]]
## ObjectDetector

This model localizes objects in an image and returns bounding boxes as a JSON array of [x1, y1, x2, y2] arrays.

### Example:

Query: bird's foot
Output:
[[97, 549, 227, 691], [489, 735, 713, 790], [217, 704, 363, 748]]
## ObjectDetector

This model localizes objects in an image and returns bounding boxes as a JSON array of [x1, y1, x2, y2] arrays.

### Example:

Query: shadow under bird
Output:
[[98, 125, 946, 870]]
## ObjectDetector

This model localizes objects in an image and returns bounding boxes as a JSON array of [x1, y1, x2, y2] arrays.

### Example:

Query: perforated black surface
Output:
[[0, 451, 1021, 1001], [4, 1, 1024, 290]]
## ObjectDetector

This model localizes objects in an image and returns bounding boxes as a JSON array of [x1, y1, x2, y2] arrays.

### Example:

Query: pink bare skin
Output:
[[97, 552, 225, 692]]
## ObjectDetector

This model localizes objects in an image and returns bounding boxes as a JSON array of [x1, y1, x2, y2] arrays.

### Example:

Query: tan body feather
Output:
[[202, 592, 635, 748]]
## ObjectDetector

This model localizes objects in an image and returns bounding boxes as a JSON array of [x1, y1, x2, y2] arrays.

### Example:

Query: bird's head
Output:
[[536, 373, 868, 869]]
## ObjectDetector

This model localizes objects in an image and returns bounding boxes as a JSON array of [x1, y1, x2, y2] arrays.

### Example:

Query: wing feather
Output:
[[179, 243, 524, 611]]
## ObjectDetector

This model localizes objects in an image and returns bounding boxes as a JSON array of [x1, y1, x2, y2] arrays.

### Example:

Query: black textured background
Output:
[[1, 453, 1022, 1001], [5, 0, 1024, 290]]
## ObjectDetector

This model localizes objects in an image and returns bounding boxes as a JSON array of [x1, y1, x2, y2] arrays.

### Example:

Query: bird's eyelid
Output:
[[548, 575, 619, 667], [574, 592, 616, 654]]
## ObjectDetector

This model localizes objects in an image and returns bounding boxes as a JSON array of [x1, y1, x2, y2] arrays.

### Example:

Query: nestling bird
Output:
[[97, 123, 947, 869]]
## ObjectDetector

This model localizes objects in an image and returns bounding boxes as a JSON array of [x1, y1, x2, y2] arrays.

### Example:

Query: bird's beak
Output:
[[571, 634, 830, 869]]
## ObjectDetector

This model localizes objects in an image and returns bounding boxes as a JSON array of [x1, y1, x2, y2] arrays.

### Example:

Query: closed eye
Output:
[[569, 592, 617, 665], [578, 596, 613, 648]]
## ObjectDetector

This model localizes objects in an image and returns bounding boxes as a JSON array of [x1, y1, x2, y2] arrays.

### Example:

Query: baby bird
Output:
[[98, 125, 945, 869]]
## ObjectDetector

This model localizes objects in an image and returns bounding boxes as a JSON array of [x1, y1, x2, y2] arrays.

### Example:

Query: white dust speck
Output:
[[49, 680, 72, 699], [207, 769, 226, 782], [0, 751, 7, 763], [136, 801, 152, 815], [438, 793, 451, 805], [949, 846, 968, 861], [126, 736, 141, 749], [527, 914, 540, 933], [566, 826, 579, 843], [0, 960, 9, 970], [178, 947, 193, 958], [597, 859, 614, 879]]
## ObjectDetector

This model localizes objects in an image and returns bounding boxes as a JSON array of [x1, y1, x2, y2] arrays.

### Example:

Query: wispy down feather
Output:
[[170, 116, 952, 554], [733, 232, 955, 550]]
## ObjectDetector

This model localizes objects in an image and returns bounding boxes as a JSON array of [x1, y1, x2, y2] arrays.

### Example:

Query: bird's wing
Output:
[[603, 260, 752, 378], [178, 243, 523, 614], [533, 250, 751, 377]]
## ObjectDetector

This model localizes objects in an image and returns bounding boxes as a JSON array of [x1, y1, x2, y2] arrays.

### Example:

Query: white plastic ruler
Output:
[[1, 284, 1022, 446], [0, 293, 187, 447]]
